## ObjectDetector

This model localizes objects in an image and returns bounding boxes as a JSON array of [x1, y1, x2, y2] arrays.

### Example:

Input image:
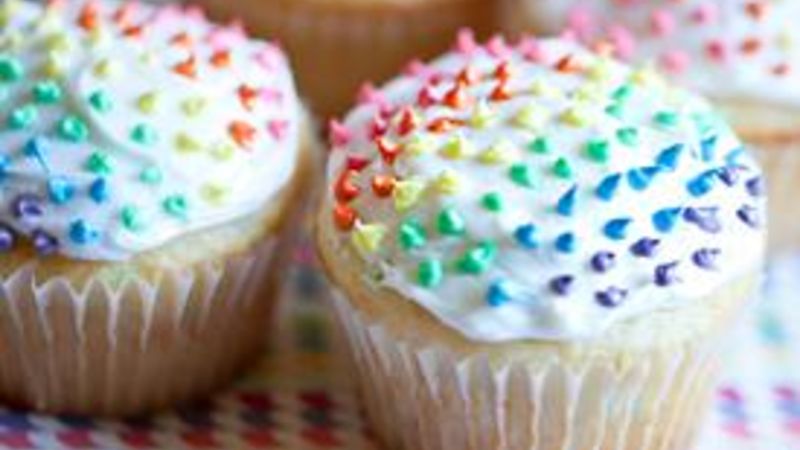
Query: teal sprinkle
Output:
[[605, 103, 624, 118], [47, 177, 75, 204], [528, 137, 551, 154], [604, 218, 632, 240], [585, 139, 610, 163], [57, 115, 89, 142], [418, 259, 443, 288], [487, 281, 513, 307], [656, 144, 683, 171], [7, 104, 37, 129], [509, 164, 536, 188], [140, 166, 163, 184], [556, 185, 577, 217], [596, 173, 622, 201], [88, 90, 113, 113], [481, 192, 504, 212], [692, 112, 717, 135], [399, 219, 427, 250], [32, 81, 62, 104], [457, 241, 497, 274], [121, 205, 145, 231], [616, 127, 639, 147], [85, 152, 113, 175], [552, 157, 573, 179], [611, 84, 633, 102], [725, 148, 745, 165], [0, 57, 23, 82], [700, 135, 718, 162], [69, 219, 100, 245], [652, 207, 682, 233], [654, 111, 679, 127], [131, 124, 158, 146], [163, 195, 189, 219]]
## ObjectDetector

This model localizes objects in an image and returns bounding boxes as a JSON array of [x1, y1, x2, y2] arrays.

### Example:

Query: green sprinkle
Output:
[[139, 166, 163, 184], [57, 115, 89, 142], [32, 80, 62, 104], [120, 206, 145, 231], [692, 112, 717, 135], [585, 139, 610, 163], [509, 164, 536, 188], [611, 84, 633, 102], [437, 207, 466, 236], [552, 157, 573, 179], [481, 192, 503, 212], [85, 152, 113, 174], [616, 127, 639, 147], [457, 241, 497, 274], [163, 195, 188, 219], [605, 103, 624, 118], [7, 104, 37, 129], [527, 137, 551, 154], [654, 111, 679, 128], [418, 259, 443, 288], [88, 90, 113, 113], [131, 123, 158, 146], [0, 57, 23, 82], [399, 219, 427, 250]]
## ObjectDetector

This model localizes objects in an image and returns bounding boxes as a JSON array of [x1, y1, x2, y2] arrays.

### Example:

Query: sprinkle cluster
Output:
[[325, 32, 765, 340], [0, 0, 298, 260]]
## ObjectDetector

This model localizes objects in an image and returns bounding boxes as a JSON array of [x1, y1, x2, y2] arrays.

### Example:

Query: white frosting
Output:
[[324, 37, 766, 342], [553, 0, 800, 107], [0, 0, 301, 260]]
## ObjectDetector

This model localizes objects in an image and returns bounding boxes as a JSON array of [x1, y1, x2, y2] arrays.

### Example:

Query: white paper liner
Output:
[[331, 293, 729, 450], [0, 237, 285, 416]]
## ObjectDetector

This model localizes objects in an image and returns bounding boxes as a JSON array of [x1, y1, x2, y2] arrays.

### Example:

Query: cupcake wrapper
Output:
[[0, 237, 285, 416], [200, 0, 496, 116], [331, 293, 728, 450]]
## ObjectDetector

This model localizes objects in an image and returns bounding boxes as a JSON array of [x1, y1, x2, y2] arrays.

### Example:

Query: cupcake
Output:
[[196, 0, 497, 117], [501, 0, 799, 251], [315, 36, 766, 450], [0, 0, 311, 415]]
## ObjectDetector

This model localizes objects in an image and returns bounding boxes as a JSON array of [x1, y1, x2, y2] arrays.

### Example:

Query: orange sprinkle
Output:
[[555, 54, 582, 73], [171, 32, 194, 48], [229, 120, 257, 149], [173, 55, 198, 79], [122, 25, 144, 39], [456, 66, 479, 85], [237, 85, 260, 111], [333, 203, 357, 231], [745, 1, 768, 20], [427, 117, 464, 133], [335, 170, 361, 203], [77, 2, 99, 31], [376, 138, 402, 165], [740, 37, 762, 55], [371, 175, 396, 198], [494, 61, 512, 82], [113, 3, 135, 27], [443, 83, 471, 109], [490, 82, 512, 102], [210, 50, 232, 68]]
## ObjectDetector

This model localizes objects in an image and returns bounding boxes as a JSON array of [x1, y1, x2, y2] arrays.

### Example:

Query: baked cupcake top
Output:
[[324, 33, 766, 342], [0, 0, 301, 261], [561, 0, 800, 107]]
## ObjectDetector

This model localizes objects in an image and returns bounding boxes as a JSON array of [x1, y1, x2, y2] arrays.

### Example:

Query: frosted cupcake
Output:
[[501, 0, 799, 250], [196, 0, 497, 117], [0, 0, 310, 415], [316, 36, 766, 450]]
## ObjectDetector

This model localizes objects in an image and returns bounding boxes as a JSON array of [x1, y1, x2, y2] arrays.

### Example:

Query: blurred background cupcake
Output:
[[315, 35, 766, 450], [500, 0, 800, 251], [0, 0, 312, 415], [197, 0, 498, 117]]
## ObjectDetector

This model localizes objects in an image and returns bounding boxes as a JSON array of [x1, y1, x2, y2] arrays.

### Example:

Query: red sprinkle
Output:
[[229, 120, 256, 149], [427, 117, 464, 133], [371, 175, 396, 198], [333, 203, 357, 230], [335, 170, 361, 203], [346, 155, 370, 171], [396, 107, 418, 136], [376, 138, 401, 164], [490, 82, 512, 102], [237, 84, 260, 111], [77, 2, 99, 31]]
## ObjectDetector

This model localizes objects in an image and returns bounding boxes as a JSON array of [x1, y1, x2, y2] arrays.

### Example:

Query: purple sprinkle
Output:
[[684, 207, 721, 234], [11, 194, 45, 220], [630, 238, 660, 257], [549, 275, 574, 296], [716, 166, 739, 187], [693, 248, 720, 270], [595, 287, 628, 308], [0, 223, 15, 252], [655, 262, 680, 287], [746, 176, 765, 197], [737, 205, 761, 229], [31, 229, 58, 255], [590, 251, 616, 273]]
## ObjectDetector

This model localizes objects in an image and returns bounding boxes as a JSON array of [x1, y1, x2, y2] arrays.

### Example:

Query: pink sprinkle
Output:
[[267, 119, 289, 141], [454, 28, 478, 55], [260, 87, 284, 104], [691, 2, 718, 24], [356, 83, 387, 108], [705, 39, 727, 62], [608, 25, 636, 60], [486, 35, 510, 58], [567, 6, 596, 40], [518, 36, 546, 62], [207, 22, 246, 49], [403, 59, 431, 78], [328, 120, 352, 147], [253, 46, 283, 71], [650, 9, 676, 36], [660, 50, 690, 73]]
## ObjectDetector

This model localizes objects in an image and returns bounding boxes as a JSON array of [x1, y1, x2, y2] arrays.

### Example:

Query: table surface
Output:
[[0, 239, 798, 450]]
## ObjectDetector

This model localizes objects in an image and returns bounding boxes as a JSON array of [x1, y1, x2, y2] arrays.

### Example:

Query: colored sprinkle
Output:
[[32, 80, 62, 104], [120, 205, 145, 231], [31, 228, 58, 255], [481, 192, 504, 212], [737, 205, 760, 228], [11, 194, 44, 219], [131, 123, 158, 146], [596, 173, 622, 201], [585, 139, 610, 163], [716, 167, 739, 186], [394, 180, 425, 212], [693, 248, 720, 270], [656, 144, 683, 171], [69, 219, 99, 245], [57, 115, 89, 142], [611, 84, 633, 101], [457, 241, 497, 274], [509, 164, 536, 188], [88, 90, 113, 113], [528, 137, 551, 154], [616, 127, 639, 147], [549, 275, 574, 296], [630, 238, 659, 257], [85, 152, 113, 175], [655, 262, 679, 286], [89, 178, 109, 203], [47, 177, 75, 204], [746, 177, 765, 197], [687, 170, 716, 197], [351, 223, 387, 254], [487, 281, 513, 306], [556, 185, 578, 217], [595, 287, 627, 308], [437, 207, 466, 236], [0, 223, 15, 252], [604, 218, 632, 240], [139, 166, 163, 184], [654, 111, 679, 127], [418, 259, 443, 288], [0, 57, 23, 82], [162, 195, 189, 219], [590, 251, 615, 273], [7, 104, 37, 129], [627, 167, 658, 191], [652, 207, 682, 233], [555, 232, 577, 253], [399, 219, 427, 250], [514, 223, 538, 249], [552, 157, 573, 179], [684, 207, 721, 233], [700, 136, 718, 162]]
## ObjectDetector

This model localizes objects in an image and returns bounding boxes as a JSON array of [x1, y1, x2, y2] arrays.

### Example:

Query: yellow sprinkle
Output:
[[93, 58, 119, 79], [211, 141, 236, 161], [87, 28, 110, 48], [36, 9, 61, 33], [201, 183, 228, 204], [560, 107, 593, 127], [352, 223, 387, 255], [174, 132, 202, 153], [587, 58, 613, 82], [470, 102, 496, 129], [434, 170, 461, 194], [440, 135, 474, 160], [513, 104, 547, 131], [394, 179, 426, 212], [629, 65, 662, 87], [531, 79, 562, 99], [44, 32, 70, 53], [574, 84, 604, 103], [181, 97, 207, 117], [42, 52, 63, 78], [137, 92, 160, 114], [478, 140, 514, 165]]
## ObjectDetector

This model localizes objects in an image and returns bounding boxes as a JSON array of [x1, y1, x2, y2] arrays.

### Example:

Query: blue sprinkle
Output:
[[656, 144, 683, 171], [590, 251, 615, 273], [89, 177, 109, 203], [0, 154, 9, 179], [687, 170, 716, 197], [724, 147, 745, 165], [47, 177, 75, 204], [693, 248, 720, 270], [549, 275, 574, 296], [700, 135, 718, 162], [595, 287, 628, 308], [652, 207, 682, 233], [630, 238, 659, 257], [655, 262, 679, 286], [746, 176, 765, 197], [32, 228, 58, 254], [684, 207, 721, 233], [69, 219, 100, 245], [716, 166, 739, 186], [596, 173, 621, 201], [487, 281, 513, 307], [603, 218, 632, 240], [23, 137, 50, 172], [627, 166, 659, 191], [556, 185, 578, 217], [514, 224, 538, 249], [555, 232, 576, 253]]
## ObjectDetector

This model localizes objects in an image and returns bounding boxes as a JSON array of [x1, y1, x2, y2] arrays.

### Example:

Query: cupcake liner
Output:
[[0, 236, 286, 416], [331, 292, 736, 450], [199, 0, 496, 116]]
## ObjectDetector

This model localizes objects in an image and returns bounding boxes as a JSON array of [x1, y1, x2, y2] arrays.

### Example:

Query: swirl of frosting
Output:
[[323, 34, 766, 342], [557, 0, 800, 107], [0, 0, 301, 261]]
